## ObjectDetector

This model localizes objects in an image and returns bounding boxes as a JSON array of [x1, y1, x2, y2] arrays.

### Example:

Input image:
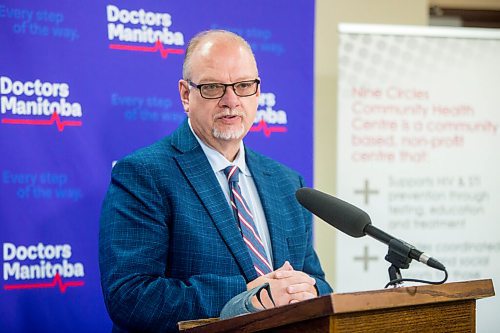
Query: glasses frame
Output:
[[187, 79, 261, 99]]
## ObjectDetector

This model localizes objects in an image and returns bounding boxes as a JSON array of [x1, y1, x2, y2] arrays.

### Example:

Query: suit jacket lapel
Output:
[[246, 149, 288, 270], [171, 120, 257, 281]]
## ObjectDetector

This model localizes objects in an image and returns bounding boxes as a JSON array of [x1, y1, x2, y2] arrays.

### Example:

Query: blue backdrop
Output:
[[0, 1, 314, 331]]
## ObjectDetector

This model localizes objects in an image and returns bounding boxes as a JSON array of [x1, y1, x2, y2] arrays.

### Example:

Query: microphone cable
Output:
[[384, 269, 448, 288]]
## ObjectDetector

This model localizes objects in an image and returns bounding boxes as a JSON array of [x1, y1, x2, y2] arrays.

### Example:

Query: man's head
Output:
[[179, 30, 260, 157]]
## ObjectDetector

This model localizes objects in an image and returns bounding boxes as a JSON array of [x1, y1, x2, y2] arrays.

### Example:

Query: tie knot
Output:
[[224, 165, 240, 183]]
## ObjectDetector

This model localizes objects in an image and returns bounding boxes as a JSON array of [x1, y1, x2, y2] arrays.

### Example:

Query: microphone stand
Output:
[[384, 239, 413, 287]]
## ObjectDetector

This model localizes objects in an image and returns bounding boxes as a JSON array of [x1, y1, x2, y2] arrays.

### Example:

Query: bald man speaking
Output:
[[99, 30, 332, 333]]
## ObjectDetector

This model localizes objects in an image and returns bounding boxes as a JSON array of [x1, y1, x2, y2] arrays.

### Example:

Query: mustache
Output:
[[214, 109, 245, 119]]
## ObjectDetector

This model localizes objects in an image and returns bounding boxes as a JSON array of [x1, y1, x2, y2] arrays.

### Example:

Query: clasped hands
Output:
[[246, 261, 317, 309]]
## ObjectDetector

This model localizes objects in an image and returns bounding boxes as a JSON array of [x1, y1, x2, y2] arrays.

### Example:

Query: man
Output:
[[99, 30, 332, 332]]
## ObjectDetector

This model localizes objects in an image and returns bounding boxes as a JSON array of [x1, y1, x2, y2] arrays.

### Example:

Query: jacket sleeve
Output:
[[99, 157, 247, 332]]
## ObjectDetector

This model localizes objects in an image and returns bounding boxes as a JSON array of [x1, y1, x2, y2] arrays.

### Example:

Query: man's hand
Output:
[[247, 261, 317, 309]]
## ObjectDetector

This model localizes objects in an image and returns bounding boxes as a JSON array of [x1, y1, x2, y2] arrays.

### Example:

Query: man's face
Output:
[[179, 38, 259, 150]]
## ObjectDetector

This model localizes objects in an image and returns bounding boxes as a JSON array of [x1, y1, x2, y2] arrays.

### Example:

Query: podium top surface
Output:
[[179, 279, 495, 332], [330, 278, 494, 314]]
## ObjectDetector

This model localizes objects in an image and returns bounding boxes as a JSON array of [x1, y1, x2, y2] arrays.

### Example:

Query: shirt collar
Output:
[[188, 118, 249, 176]]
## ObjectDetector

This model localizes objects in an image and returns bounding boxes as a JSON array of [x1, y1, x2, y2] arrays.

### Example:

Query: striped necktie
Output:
[[224, 165, 272, 276]]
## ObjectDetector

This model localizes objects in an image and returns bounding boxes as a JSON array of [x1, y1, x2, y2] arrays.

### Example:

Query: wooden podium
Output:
[[179, 279, 494, 333]]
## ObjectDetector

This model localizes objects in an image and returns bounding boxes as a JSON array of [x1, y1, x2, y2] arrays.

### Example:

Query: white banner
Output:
[[336, 24, 500, 333]]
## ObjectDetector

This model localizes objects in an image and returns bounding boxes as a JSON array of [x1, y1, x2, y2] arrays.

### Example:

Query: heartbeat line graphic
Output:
[[109, 39, 185, 59], [3, 273, 84, 293], [2, 111, 82, 132], [250, 120, 287, 137]]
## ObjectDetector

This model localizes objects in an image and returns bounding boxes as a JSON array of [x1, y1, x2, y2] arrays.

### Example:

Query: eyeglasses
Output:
[[188, 79, 260, 99]]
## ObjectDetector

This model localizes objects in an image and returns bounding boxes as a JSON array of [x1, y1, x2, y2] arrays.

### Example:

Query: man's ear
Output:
[[178, 80, 190, 114]]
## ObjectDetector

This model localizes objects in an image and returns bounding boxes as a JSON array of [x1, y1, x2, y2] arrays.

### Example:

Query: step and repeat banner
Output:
[[336, 24, 500, 332], [0, 1, 315, 331]]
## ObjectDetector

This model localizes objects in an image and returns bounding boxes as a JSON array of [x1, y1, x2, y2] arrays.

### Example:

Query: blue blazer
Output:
[[99, 119, 332, 332]]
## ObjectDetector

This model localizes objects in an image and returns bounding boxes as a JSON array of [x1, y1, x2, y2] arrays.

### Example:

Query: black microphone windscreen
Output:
[[295, 187, 371, 238]]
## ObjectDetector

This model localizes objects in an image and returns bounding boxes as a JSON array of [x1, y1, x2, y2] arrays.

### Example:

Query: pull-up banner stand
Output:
[[336, 23, 500, 333]]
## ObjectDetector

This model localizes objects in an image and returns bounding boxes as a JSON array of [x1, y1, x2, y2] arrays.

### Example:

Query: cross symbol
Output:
[[354, 179, 379, 205], [354, 246, 378, 271]]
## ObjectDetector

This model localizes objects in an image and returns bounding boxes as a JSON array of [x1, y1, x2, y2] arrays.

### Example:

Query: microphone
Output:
[[295, 187, 446, 271]]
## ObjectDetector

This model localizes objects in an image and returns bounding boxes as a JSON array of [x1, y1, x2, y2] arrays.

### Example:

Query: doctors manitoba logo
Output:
[[0, 76, 83, 132], [250, 92, 288, 137], [106, 4, 185, 59], [2, 242, 85, 293]]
